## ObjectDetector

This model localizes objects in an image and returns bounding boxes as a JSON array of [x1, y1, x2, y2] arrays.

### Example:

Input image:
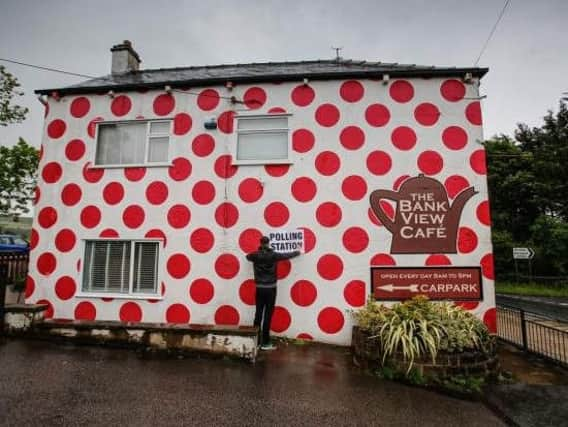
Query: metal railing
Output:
[[0, 251, 29, 286], [497, 305, 568, 367]]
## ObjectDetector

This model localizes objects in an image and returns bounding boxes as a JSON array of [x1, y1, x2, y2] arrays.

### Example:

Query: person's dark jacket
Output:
[[246, 246, 300, 284]]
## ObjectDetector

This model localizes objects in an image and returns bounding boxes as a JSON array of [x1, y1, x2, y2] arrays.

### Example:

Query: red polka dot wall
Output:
[[29, 57, 496, 344]]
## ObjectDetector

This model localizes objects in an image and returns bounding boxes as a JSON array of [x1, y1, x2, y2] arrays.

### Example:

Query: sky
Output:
[[0, 0, 567, 148]]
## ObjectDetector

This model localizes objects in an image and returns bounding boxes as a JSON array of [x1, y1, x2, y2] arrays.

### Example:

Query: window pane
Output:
[[150, 121, 170, 134], [133, 242, 158, 294], [148, 137, 169, 162], [237, 117, 288, 130], [96, 123, 146, 165], [83, 241, 130, 293], [237, 132, 288, 161]]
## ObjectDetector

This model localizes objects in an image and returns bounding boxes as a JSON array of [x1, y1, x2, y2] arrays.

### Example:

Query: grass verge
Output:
[[496, 282, 568, 298]]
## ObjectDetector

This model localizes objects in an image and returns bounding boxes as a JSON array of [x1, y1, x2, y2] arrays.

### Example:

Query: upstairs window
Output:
[[95, 120, 171, 166], [235, 114, 290, 164]]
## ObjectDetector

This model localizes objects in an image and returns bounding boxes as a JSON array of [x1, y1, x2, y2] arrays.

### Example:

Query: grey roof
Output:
[[35, 59, 488, 95]]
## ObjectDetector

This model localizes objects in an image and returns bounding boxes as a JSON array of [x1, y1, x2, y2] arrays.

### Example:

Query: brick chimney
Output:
[[110, 40, 141, 75]]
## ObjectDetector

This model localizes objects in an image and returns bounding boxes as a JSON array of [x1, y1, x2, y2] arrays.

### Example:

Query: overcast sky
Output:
[[0, 0, 566, 148]]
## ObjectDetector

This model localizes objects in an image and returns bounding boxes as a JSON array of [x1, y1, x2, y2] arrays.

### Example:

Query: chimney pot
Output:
[[111, 40, 141, 75]]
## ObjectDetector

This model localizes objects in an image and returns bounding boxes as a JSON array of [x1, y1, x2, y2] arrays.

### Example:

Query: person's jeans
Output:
[[254, 286, 276, 346]]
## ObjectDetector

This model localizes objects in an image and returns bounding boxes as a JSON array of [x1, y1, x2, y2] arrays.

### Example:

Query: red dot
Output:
[[483, 308, 497, 333], [83, 162, 104, 183], [47, 119, 66, 139], [75, 301, 96, 320], [124, 167, 146, 182], [65, 139, 85, 161], [417, 151, 443, 175], [276, 260, 291, 280], [120, 302, 142, 322], [300, 227, 316, 253], [466, 101, 482, 125], [37, 252, 56, 275], [442, 126, 468, 150], [87, 117, 103, 139], [270, 306, 291, 333], [80, 205, 101, 229], [444, 175, 470, 199], [166, 304, 190, 324], [365, 104, 390, 127], [190, 278, 214, 304], [192, 134, 215, 157], [167, 253, 191, 279], [153, 94, 175, 116], [192, 180, 215, 205], [217, 111, 235, 134], [292, 129, 315, 153], [441, 79, 466, 102], [369, 201, 395, 227], [38, 207, 58, 229], [244, 87, 267, 109], [340, 80, 364, 102], [103, 182, 125, 205], [55, 229, 76, 252], [425, 255, 452, 266], [144, 181, 168, 205], [455, 301, 480, 310], [190, 228, 215, 253], [55, 276, 76, 300], [215, 305, 240, 325], [122, 205, 145, 229], [476, 200, 491, 226], [61, 184, 82, 206], [414, 103, 440, 126], [239, 279, 256, 305], [239, 178, 264, 203], [315, 104, 340, 127], [317, 307, 344, 334], [291, 85, 315, 107], [316, 202, 342, 227], [290, 280, 317, 307], [214, 154, 237, 178], [317, 254, 343, 280], [393, 175, 410, 190], [344, 280, 366, 307], [264, 202, 289, 227], [167, 205, 191, 229], [30, 229, 39, 250], [70, 97, 90, 118], [101, 228, 120, 238], [342, 227, 369, 253], [197, 89, 220, 111], [297, 333, 313, 340], [25, 276, 35, 299], [215, 202, 239, 228], [458, 227, 478, 254], [371, 253, 396, 265], [168, 157, 192, 181], [389, 80, 414, 103], [481, 253, 494, 280], [174, 113, 192, 135], [36, 299, 54, 318], [42, 162, 63, 183], [340, 126, 365, 150], [391, 126, 417, 150], [265, 164, 290, 177], [315, 151, 340, 176], [268, 107, 286, 114], [291, 177, 317, 202], [367, 151, 392, 175], [111, 95, 132, 117], [215, 254, 240, 279], [34, 186, 41, 205], [239, 228, 262, 254], [470, 150, 487, 174], [342, 175, 367, 201]]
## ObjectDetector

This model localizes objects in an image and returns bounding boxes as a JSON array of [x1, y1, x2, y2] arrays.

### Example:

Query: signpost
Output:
[[513, 247, 535, 283]]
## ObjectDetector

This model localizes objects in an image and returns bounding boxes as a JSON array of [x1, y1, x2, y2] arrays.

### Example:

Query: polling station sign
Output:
[[268, 229, 304, 253], [371, 267, 482, 301]]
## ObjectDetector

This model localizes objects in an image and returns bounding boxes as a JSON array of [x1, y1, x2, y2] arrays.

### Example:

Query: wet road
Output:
[[0, 339, 505, 426], [497, 294, 568, 322]]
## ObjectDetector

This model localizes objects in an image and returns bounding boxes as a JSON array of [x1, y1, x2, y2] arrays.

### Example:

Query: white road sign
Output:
[[513, 247, 535, 259]]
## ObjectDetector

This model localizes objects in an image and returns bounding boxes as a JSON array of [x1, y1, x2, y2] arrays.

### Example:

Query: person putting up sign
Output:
[[246, 236, 300, 350]]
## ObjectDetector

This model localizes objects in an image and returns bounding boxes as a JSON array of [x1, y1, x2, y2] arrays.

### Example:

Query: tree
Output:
[[0, 139, 39, 220], [0, 65, 28, 126]]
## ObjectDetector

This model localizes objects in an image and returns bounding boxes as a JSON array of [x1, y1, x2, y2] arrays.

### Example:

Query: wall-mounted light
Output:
[[303, 78, 309, 86], [463, 72, 473, 83], [225, 81, 233, 91], [204, 117, 217, 130], [107, 90, 115, 98], [382, 74, 390, 85], [37, 95, 48, 106], [165, 85, 172, 94]]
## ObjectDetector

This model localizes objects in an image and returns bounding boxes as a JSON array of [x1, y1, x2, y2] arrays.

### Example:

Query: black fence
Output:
[[497, 305, 568, 367], [0, 252, 29, 286]]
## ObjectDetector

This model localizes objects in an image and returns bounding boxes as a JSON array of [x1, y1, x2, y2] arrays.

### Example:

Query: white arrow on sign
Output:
[[378, 284, 419, 293], [513, 247, 535, 259]]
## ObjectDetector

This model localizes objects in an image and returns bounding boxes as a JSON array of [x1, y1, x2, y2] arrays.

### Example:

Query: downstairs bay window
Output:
[[81, 240, 160, 297]]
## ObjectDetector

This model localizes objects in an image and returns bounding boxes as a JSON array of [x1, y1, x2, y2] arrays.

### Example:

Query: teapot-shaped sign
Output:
[[369, 175, 477, 254]]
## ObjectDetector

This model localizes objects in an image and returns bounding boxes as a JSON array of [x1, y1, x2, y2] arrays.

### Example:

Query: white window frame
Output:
[[92, 119, 173, 168], [77, 238, 163, 300], [233, 113, 293, 165]]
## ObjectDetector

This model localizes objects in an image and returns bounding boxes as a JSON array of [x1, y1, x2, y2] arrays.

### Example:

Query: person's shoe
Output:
[[260, 343, 277, 351]]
